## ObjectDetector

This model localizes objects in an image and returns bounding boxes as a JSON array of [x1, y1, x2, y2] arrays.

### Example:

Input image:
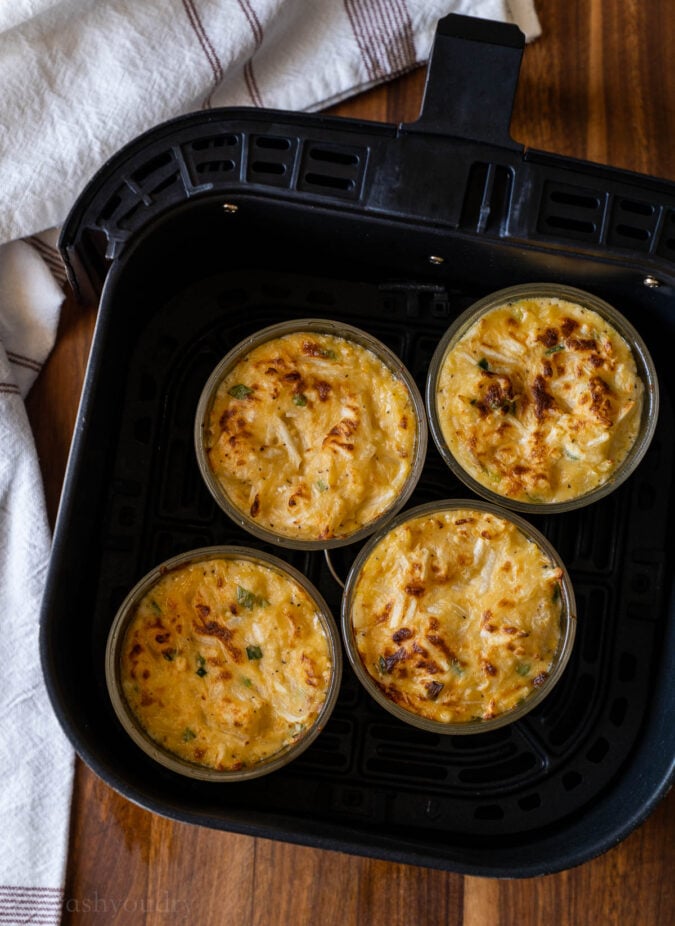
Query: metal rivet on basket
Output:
[[643, 275, 662, 288], [428, 255, 445, 265], [223, 203, 239, 214]]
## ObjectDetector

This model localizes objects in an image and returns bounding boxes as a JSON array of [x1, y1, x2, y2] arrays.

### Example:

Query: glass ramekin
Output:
[[105, 546, 342, 781], [195, 318, 427, 549], [341, 500, 577, 735], [426, 283, 659, 514]]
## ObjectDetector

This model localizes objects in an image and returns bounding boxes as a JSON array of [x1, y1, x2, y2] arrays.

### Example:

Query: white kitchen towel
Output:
[[0, 2, 539, 922], [0, 241, 71, 925], [0, 0, 540, 247]]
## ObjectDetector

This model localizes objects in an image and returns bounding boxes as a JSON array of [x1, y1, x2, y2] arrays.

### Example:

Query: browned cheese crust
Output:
[[205, 331, 417, 540], [120, 557, 333, 770], [436, 298, 644, 503], [350, 509, 564, 724]]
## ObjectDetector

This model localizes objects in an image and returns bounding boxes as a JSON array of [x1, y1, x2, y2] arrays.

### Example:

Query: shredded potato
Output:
[[205, 331, 417, 539], [120, 558, 332, 770], [350, 509, 564, 723], [436, 298, 644, 503]]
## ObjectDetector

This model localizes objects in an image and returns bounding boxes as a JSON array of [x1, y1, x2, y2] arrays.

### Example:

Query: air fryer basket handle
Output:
[[411, 13, 524, 148]]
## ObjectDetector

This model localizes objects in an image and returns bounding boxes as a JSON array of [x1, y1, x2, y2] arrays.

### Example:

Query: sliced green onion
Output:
[[236, 585, 269, 610], [228, 384, 253, 399]]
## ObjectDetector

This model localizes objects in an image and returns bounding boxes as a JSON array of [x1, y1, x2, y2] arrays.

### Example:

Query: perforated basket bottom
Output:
[[86, 269, 673, 849]]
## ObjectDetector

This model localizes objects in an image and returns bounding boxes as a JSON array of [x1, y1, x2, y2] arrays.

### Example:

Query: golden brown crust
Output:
[[436, 298, 643, 503], [205, 331, 416, 540], [120, 558, 332, 770], [350, 509, 563, 724]]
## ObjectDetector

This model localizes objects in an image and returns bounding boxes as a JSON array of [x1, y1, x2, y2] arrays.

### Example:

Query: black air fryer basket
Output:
[[42, 15, 675, 877]]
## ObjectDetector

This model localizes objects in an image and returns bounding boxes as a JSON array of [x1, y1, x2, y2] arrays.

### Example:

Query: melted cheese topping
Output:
[[350, 509, 564, 724], [436, 297, 644, 503], [120, 557, 333, 771], [205, 331, 416, 541]]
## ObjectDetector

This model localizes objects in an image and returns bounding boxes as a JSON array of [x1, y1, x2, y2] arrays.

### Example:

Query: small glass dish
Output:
[[426, 283, 659, 514], [341, 500, 576, 735], [195, 318, 427, 549], [105, 546, 342, 781]]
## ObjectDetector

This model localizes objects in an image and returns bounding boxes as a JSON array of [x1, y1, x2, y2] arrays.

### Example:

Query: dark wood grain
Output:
[[26, 3, 675, 923]]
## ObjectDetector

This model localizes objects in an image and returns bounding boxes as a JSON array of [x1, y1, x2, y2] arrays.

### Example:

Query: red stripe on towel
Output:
[[25, 236, 68, 285], [237, 0, 263, 46], [243, 59, 264, 107], [6, 351, 42, 373], [181, 0, 223, 108], [0, 886, 63, 924], [0, 887, 63, 897], [394, 0, 416, 65], [368, 0, 403, 73], [375, 0, 416, 71], [344, 0, 381, 81], [344, 0, 417, 85], [236, 0, 264, 106]]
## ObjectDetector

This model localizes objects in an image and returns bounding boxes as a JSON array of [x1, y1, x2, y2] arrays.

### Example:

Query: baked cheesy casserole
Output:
[[203, 329, 418, 542], [435, 295, 644, 504], [119, 555, 333, 771], [348, 507, 565, 725]]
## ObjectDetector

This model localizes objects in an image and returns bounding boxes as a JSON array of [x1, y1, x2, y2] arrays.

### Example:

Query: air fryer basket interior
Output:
[[42, 14, 675, 877]]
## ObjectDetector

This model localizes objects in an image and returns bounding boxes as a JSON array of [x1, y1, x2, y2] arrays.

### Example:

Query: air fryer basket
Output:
[[42, 15, 675, 877]]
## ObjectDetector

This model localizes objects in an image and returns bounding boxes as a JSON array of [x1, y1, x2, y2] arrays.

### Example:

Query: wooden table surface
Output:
[[27, 2, 675, 923]]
